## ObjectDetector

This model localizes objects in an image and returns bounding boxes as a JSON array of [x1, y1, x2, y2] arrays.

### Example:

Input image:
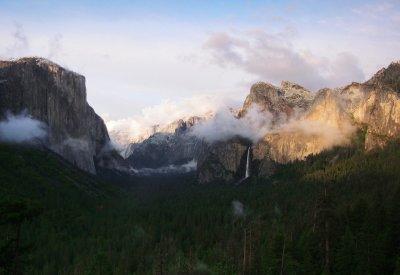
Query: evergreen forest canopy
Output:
[[2, 136, 400, 274]]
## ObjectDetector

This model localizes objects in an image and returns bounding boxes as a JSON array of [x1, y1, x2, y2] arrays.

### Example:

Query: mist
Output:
[[276, 117, 356, 148], [190, 105, 273, 143], [190, 101, 356, 152], [105, 95, 238, 147], [0, 112, 47, 143], [62, 137, 90, 151], [232, 200, 245, 218], [132, 160, 197, 176]]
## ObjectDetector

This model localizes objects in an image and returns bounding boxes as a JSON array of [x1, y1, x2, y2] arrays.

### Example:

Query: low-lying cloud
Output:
[[190, 102, 355, 149], [132, 160, 197, 176], [105, 95, 239, 148], [275, 117, 355, 148], [0, 112, 47, 143], [190, 105, 273, 143], [62, 137, 90, 152]]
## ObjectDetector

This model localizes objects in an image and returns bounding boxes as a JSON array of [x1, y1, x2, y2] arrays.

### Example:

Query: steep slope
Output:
[[0, 57, 127, 174], [0, 143, 121, 274], [0, 143, 114, 200]]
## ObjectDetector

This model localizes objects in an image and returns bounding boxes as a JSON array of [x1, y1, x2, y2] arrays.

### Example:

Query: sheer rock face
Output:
[[357, 90, 400, 149], [126, 116, 208, 168], [0, 57, 127, 174], [264, 132, 332, 163], [197, 138, 249, 184], [198, 61, 400, 183], [351, 62, 400, 150]]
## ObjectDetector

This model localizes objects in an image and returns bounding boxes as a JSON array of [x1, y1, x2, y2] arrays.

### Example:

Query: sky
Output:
[[1, 0, 399, 142]]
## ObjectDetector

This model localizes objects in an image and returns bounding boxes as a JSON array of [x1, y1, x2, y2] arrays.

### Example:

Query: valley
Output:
[[1, 55, 400, 274], [2, 137, 400, 273]]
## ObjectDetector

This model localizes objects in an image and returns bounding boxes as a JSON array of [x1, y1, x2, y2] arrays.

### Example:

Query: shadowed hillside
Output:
[[2, 140, 400, 273]]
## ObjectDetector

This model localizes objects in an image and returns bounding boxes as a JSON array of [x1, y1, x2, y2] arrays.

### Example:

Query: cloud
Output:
[[105, 95, 239, 147], [275, 117, 355, 148], [62, 137, 90, 152], [0, 112, 47, 143], [190, 105, 273, 143], [190, 97, 355, 149], [204, 30, 365, 90], [132, 159, 197, 176]]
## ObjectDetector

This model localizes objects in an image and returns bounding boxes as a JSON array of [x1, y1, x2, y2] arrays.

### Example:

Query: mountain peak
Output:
[[391, 60, 400, 65], [365, 61, 400, 92], [250, 82, 279, 94]]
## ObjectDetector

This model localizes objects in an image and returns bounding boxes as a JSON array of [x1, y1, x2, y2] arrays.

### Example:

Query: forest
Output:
[[1, 139, 400, 274]]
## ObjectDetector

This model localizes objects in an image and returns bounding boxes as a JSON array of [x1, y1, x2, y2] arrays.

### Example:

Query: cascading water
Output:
[[245, 147, 250, 178], [236, 146, 251, 185]]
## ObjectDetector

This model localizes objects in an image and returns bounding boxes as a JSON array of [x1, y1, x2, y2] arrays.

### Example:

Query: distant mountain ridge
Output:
[[126, 115, 209, 168], [116, 59, 400, 183]]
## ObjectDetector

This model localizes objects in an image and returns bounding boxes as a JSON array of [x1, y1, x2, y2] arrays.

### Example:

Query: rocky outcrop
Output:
[[198, 60, 400, 183], [280, 81, 314, 109], [239, 82, 291, 119], [364, 61, 400, 92], [0, 57, 128, 174], [239, 81, 313, 119]]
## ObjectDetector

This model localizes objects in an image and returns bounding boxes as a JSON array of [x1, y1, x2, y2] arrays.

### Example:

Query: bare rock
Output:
[[0, 57, 127, 174]]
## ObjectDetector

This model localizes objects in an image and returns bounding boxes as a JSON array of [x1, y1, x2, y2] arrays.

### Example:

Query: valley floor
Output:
[[1, 142, 400, 274]]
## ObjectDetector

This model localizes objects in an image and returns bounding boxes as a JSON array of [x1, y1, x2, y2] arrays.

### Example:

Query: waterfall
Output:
[[245, 147, 250, 178]]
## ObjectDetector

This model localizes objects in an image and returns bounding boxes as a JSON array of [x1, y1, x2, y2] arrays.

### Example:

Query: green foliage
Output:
[[2, 141, 400, 274]]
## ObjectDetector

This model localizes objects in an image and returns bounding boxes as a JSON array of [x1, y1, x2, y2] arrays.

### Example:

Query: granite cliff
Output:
[[0, 57, 127, 174], [198, 61, 400, 183]]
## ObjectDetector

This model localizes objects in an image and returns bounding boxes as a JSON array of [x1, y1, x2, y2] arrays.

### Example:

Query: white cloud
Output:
[[275, 117, 356, 148], [190, 100, 356, 149], [190, 104, 273, 143], [132, 159, 197, 175], [0, 112, 47, 143], [105, 95, 239, 146]]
